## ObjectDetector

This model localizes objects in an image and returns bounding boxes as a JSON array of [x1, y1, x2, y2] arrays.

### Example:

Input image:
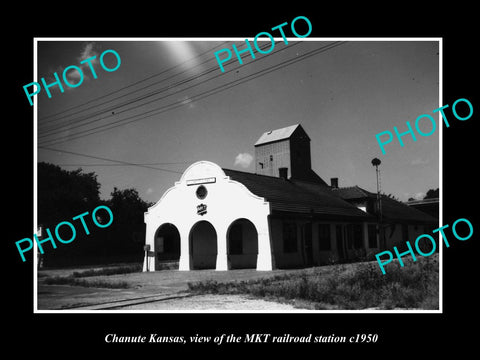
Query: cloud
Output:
[[404, 192, 425, 201], [63, 66, 83, 84], [79, 42, 99, 61], [415, 192, 425, 200], [412, 192, 425, 200], [41, 42, 102, 95], [64, 42, 101, 85], [234, 153, 253, 168]]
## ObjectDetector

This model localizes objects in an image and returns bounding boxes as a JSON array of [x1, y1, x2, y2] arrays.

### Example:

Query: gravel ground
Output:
[[37, 267, 306, 310], [116, 294, 297, 311]]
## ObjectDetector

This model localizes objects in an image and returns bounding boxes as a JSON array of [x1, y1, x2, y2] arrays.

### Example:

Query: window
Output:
[[283, 222, 297, 253], [346, 224, 353, 249], [368, 224, 377, 248], [196, 185, 208, 200], [318, 224, 331, 251], [353, 224, 363, 249], [336, 225, 345, 258], [394, 224, 410, 252], [229, 223, 243, 255]]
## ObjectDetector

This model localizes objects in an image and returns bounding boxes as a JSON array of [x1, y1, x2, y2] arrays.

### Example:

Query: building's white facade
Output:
[[143, 161, 273, 271]]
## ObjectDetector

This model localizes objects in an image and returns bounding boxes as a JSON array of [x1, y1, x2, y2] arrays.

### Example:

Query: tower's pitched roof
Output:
[[254, 124, 309, 146]]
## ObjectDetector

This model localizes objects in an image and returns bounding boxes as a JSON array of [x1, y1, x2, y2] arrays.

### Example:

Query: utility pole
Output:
[[371, 158, 384, 249]]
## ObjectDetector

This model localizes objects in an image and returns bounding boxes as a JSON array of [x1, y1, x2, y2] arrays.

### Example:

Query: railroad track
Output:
[[59, 292, 193, 310]]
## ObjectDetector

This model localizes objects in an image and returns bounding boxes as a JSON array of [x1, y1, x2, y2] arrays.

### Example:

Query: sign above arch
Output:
[[180, 161, 226, 185]]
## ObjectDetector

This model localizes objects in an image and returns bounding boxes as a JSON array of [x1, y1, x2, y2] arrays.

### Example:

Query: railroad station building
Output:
[[143, 124, 437, 271]]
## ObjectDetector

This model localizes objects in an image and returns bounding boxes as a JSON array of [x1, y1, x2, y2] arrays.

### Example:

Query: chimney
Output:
[[279, 167, 288, 180], [330, 177, 338, 189]]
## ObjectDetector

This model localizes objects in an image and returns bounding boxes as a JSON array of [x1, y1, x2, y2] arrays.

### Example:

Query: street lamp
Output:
[[371, 158, 383, 249]]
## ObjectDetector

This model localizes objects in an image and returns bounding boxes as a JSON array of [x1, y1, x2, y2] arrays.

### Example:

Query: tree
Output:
[[37, 163, 104, 267], [382, 192, 399, 201], [104, 187, 153, 260], [37, 162, 101, 226], [424, 188, 439, 199], [37, 162, 152, 266]]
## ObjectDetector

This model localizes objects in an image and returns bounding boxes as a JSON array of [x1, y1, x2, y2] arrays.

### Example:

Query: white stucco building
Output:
[[143, 124, 437, 271], [143, 160, 273, 271]]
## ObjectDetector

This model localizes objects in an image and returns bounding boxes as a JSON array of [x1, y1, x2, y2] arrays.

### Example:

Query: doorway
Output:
[[227, 218, 258, 269], [189, 221, 217, 269], [154, 223, 180, 269]]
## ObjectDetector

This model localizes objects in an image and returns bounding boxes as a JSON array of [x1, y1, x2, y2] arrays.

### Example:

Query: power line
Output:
[[40, 41, 345, 147], [38, 54, 225, 137], [38, 41, 230, 124], [39, 146, 184, 174], [38, 41, 277, 137], [39, 42, 232, 132], [39, 42, 347, 147], [55, 161, 193, 167]]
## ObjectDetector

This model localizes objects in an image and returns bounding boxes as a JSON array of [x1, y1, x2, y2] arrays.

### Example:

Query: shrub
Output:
[[187, 255, 439, 310], [71, 264, 142, 278], [43, 275, 130, 289]]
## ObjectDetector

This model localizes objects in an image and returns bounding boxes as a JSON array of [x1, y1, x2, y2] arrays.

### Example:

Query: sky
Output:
[[36, 38, 440, 204]]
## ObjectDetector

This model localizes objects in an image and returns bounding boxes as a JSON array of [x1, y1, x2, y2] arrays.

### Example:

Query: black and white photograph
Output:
[[33, 39, 440, 312], [6, 6, 478, 354]]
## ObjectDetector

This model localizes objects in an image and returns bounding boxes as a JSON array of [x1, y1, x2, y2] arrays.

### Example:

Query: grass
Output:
[[41, 263, 142, 289], [43, 276, 130, 289], [156, 261, 179, 270], [70, 264, 142, 278], [187, 255, 439, 310]]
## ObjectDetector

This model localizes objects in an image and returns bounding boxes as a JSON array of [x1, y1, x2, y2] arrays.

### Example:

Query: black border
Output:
[[6, 4, 479, 355]]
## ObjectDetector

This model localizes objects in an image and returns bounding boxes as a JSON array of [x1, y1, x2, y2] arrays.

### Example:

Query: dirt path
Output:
[[115, 294, 297, 311], [37, 268, 304, 311]]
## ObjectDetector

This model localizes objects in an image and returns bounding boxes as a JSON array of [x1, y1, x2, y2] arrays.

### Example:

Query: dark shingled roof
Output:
[[222, 169, 374, 221], [333, 186, 438, 224], [331, 186, 370, 200], [221, 170, 436, 224]]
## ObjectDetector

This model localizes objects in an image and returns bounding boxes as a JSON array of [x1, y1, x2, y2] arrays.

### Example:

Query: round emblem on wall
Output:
[[196, 185, 208, 200]]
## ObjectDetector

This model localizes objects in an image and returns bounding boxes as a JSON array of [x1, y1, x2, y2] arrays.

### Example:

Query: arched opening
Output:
[[227, 218, 258, 269], [189, 220, 217, 269], [154, 223, 180, 269]]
